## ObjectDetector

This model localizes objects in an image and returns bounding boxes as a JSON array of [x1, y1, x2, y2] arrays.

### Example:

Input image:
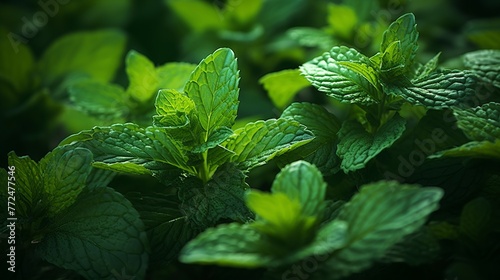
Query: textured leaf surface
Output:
[[379, 13, 418, 74], [279, 102, 341, 175], [68, 123, 194, 174], [153, 89, 195, 128], [37, 187, 149, 280], [38, 30, 126, 86], [337, 114, 406, 172], [178, 164, 252, 229], [185, 48, 239, 137], [321, 181, 443, 279], [300, 46, 379, 104], [126, 50, 158, 102], [69, 80, 128, 120], [430, 140, 500, 160], [180, 223, 272, 267], [453, 102, 500, 141], [259, 69, 311, 109], [225, 118, 314, 169], [192, 126, 233, 153], [463, 49, 500, 88], [40, 147, 93, 215], [384, 70, 478, 109]]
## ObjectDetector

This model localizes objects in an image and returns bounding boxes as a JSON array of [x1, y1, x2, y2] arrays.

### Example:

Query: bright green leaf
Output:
[[453, 102, 500, 141], [69, 80, 128, 120], [225, 118, 314, 170], [384, 70, 478, 109], [156, 62, 197, 92], [228, 0, 263, 25], [326, 4, 358, 39], [38, 30, 126, 87], [153, 89, 195, 128], [300, 46, 379, 104], [337, 113, 406, 172], [320, 181, 443, 279], [185, 48, 240, 138], [259, 69, 311, 110], [379, 13, 418, 75], [37, 187, 148, 280], [126, 50, 159, 102], [167, 0, 225, 32], [40, 147, 93, 216], [430, 140, 500, 160]]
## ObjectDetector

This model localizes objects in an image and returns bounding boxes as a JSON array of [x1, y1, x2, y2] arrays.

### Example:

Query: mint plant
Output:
[[61, 48, 314, 263], [0, 147, 148, 279], [179, 160, 443, 279]]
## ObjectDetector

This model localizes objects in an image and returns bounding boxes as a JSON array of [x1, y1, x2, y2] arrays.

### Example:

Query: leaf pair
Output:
[[2, 147, 148, 280], [180, 160, 444, 279]]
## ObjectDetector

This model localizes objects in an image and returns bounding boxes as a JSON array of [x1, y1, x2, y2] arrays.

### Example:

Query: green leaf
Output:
[[192, 126, 233, 153], [463, 49, 500, 88], [7, 152, 45, 218], [326, 4, 358, 39], [167, 0, 225, 32], [38, 30, 126, 87], [430, 140, 500, 160], [185, 48, 240, 139], [68, 123, 195, 174], [379, 13, 418, 75], [0, 29, 34, 94], [126, 50, 159, 102], [156, 62, 197, 92], [226, 0, 263, 25], [259, 69, 311, 110], [69, 80, 129, 120], [337, 113, 406, 172], [384, 70, 478, 109], [460, 197, 493, 242], [180, 223, 272, 268], [127, 193, 197, 263], [153, 89, 195, 128], [36, 187, 148, 280], [279, 103, 342, 175], [287, 27, 335, 49], [321, 181, 443, 279], [178, 164, 252, 229], [381, 227, 440, 265], [453, 102, 500, 141], [225, 118, 314, 170], [413, 52, 441, 80], [300, 46, 379, 104]]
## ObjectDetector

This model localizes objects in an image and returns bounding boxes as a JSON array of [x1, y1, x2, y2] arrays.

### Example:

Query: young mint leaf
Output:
[[413, 52, 441, 80], [430, 140, 500, 160], [279, 102, 341, 175], [224, 118, 314, 170], [69, 80, 129, 120], [337, 113, 406, 172], [379, 13, 418, 75], [319, 181, 443, 279], [38, 30, 126, 87], [463, 49, 500, 88], [180, 223, 273, 268], [384, 70, 478, 109], [185, 48, 240, 139], [153, 89, 195, 128], [39, 146, 93, 216], [453, 102, 500, 141], [66, 123, 195, 175], [259, 69, 311, 110], [178, 163, 252, 229], [300, 46, 379, 104], [126, 50, 159, 102], [127, 193, 197, 263], [191, 126, 233, 153], [36, 187, 148, 280], [156, 62, 197, 92]]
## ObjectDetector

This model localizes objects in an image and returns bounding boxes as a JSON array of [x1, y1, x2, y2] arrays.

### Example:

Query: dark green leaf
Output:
[[225, 118, 314, 170], [463, 49, 500, 88], [192, 126, 233, 153], [430, 140, 500, 160], [337, 113, 406, 172], [300, 46, 379, 104], [381, 227, 440, 265], [453, 102, 500, 141], [37, 187, 148, 280]]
